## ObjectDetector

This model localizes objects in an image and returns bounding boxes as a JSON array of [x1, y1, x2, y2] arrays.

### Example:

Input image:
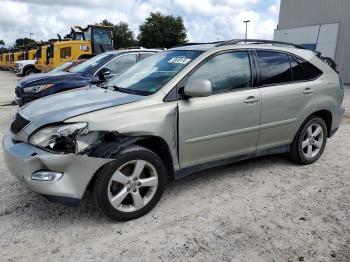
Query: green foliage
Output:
[[138, 12, 187, 48], [15, 38, 36, 47], [97, 20, 136, 49], [0, 39, 4, 46], [113, 22, 136, 49]]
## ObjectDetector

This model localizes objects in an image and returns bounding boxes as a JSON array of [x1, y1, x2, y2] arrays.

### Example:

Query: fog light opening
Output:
[[31, 171, 64, 181]]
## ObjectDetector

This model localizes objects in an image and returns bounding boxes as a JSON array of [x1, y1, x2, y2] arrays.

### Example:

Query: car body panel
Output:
[[178, 88, 262, 168], [2, 43, 345, 203], [14, 87, 143, 142], [257, 80, 316, 150], [3, 132, 112, 199]]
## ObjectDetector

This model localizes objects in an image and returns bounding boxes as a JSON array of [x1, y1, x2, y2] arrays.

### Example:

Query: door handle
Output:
[[303, 87, 314, 94], [244, 96, 259, 104]]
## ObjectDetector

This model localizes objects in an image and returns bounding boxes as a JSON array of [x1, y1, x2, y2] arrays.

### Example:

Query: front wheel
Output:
[[25, 68, 37, 76], [93, 145, 166, 221], [288, 116, 327, 165]]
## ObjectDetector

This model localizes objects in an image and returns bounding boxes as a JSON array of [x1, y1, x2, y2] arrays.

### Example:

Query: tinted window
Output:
[[289, 56, 309, 81], [257, 51, 292, 86], [188, 51, 252, 94], [296, 57, 322, 80], [105, 54, 137, 75]]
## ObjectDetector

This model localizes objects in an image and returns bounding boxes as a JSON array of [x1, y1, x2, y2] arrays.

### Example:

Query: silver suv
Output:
[[3, 39, 345, 221]]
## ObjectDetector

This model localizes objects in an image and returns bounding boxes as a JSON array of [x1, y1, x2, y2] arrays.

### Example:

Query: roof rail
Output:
[[174, 41, 223, 47], [216, 39, 305, 49]]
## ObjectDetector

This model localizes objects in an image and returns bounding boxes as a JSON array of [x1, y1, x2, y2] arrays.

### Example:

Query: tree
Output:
[[15, 38, 35, 47], [113, 22, 136, 49], [138, 12, 187, 48], [0, 39, 4, 46], [97, 20, 136, 49]]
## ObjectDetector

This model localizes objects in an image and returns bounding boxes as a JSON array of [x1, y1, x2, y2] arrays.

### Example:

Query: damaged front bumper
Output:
[[2, 132, 113, 203]]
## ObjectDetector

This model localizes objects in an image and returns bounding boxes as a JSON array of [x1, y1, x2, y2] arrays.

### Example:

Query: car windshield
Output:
[[107, 50, 203, 95], [69, 53, 114, 73], [49, 61, 73, 73]]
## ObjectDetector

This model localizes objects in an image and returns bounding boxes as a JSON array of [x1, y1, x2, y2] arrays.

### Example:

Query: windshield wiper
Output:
[[110, 86, 152, 96], [111, 85, 132, 93]]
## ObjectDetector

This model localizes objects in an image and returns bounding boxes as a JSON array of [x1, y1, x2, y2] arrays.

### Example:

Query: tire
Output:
[[25, 68, 36, 76], [288, 116, 327, 165], [92, 145, 166, 221]]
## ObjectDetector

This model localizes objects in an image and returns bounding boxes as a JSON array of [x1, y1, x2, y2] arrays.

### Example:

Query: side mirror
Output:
[[98, 67, 111, 80], [183, 79, 212, 98]]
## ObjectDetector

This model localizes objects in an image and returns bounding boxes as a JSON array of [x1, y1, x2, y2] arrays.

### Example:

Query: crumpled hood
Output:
[[18, 71, 85, 87], [17, 87, 143, 139]]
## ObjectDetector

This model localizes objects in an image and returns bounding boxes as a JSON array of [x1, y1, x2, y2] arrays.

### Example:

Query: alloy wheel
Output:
[[107, 160, 158, 212], [301, 123, 324, 159]]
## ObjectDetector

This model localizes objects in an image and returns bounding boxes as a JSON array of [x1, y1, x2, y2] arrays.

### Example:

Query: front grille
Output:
[[10, 113, 30, 134]]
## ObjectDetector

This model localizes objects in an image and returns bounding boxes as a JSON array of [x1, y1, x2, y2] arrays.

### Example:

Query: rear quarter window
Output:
[[296, 57, 322, 80]]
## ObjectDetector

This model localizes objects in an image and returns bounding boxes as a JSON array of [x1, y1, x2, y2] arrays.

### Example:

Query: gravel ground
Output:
[[0, 70, 350, 262]]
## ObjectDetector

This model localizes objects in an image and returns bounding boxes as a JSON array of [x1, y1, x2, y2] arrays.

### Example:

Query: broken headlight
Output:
[[29, 123, 88, 153]]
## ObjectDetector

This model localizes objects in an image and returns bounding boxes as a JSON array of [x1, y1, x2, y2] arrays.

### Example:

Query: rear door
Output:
[[178, 51, 261, 168], [256, 50, 317, 151]]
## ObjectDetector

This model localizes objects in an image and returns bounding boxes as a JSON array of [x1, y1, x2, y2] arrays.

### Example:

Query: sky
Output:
[[0, 0, 280, 47]]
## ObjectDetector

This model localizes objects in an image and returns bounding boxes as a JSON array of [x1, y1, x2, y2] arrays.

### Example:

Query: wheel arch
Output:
[[309, 110, 332, 137], [85, 134, 175, 194], [23, 64, 36, 74]]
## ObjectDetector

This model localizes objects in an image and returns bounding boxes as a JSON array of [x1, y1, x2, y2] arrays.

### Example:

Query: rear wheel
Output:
[[288, 116, 327, 164], [93, 145, 166, 221]]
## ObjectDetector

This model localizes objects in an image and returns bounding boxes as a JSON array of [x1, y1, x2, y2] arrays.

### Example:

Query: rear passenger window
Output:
[[188, 51, 252, 94], [257, 51, 292, 86]]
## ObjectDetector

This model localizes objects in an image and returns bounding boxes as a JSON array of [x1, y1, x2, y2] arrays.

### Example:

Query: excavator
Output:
[[35, 25, 113, 72]]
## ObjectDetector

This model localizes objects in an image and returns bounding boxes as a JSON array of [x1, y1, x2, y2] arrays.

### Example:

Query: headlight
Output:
[[17, 63, 24, 69], [23, 84, 54, 93], [29, 123, 88, 153]]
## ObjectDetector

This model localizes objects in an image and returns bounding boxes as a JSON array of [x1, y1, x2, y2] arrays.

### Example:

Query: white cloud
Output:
[[0, 0, 279, 47]]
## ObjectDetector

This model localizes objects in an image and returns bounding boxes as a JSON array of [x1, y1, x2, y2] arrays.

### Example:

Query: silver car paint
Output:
[[3, 44, 345, 200], [14, 87, 143, 142]]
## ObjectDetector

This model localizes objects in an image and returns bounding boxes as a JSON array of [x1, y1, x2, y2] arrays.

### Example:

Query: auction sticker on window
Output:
[[168, 56, 192, 64]]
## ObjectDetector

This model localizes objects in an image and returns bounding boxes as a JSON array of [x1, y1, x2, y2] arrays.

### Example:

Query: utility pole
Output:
[[29, 33, 33, 40], [243, 20, 250, 42]]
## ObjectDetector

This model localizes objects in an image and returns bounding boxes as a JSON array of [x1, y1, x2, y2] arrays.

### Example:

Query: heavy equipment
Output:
[[35, 25, 113, 72]]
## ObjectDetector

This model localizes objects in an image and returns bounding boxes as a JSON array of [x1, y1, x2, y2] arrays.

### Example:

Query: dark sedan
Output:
[[15, 49, 158, 106]]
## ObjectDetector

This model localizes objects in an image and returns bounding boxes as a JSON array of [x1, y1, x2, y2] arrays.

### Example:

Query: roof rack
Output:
[[174, 41, 223, 47], [216, 39, 305, 49]]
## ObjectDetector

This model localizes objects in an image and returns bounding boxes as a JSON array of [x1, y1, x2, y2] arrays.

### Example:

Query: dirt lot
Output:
[[0, 70, 349, 262]]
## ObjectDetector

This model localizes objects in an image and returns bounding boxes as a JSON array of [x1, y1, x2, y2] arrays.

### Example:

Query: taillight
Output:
[[336, 65, 340, 73]]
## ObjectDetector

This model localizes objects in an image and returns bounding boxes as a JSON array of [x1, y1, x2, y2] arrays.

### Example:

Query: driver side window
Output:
[[105, 54, 138, 75], [188, 51, 252, 94]]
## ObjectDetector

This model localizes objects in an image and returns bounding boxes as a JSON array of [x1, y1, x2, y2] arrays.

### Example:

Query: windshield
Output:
[[108, 50, 203, 95], [93, 28, 112, 46], [50, 61, 73, 73], [69, 53, 113, 73]]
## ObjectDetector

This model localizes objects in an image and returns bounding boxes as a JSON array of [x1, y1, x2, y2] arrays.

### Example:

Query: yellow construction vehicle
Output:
[[35, 25, 113, 72], [0, 49, 8, 69]]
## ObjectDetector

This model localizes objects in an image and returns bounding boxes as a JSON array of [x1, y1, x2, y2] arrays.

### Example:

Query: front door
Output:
[[178, 51, 261, 168]]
